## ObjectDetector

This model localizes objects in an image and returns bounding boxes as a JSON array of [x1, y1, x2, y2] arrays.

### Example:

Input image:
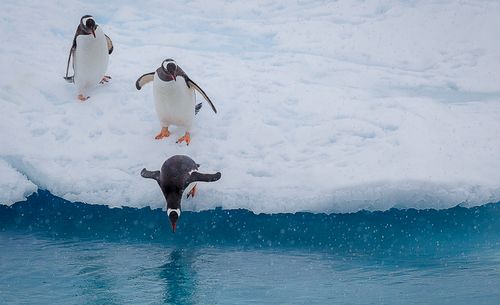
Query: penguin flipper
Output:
[[64, 46, 75, 83], [141, 168, 160, 182], [186, 78, 217, 114], [187, 171, 221, 186], [105, 34, 114, 54], [136, 72, 155, 90]]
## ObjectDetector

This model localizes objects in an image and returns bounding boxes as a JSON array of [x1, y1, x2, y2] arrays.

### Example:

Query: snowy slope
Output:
[[1, 0, 500, 213]]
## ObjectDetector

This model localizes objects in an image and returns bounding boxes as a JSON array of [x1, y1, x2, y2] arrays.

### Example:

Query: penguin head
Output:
[[167, 208, 180, 233], [161, 59, 178, 81], [80, 15, 97, 38]]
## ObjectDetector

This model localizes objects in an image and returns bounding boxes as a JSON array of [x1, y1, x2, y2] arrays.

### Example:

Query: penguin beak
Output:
[[91, 29, 96, 38], [171, 73, 177, 81], [168, 210, 179, 233]]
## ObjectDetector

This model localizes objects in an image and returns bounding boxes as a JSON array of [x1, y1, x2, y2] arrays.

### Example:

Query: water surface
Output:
[[1, 191, 499, 304]]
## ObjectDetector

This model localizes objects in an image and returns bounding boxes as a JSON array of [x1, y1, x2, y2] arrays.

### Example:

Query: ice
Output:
[[1, 0, 499, 212], [0, 159, 37, 205]]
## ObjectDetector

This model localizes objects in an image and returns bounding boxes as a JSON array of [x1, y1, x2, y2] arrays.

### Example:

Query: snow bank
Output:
[[0, 160, 37, 205], [1, 0, 499, 212]]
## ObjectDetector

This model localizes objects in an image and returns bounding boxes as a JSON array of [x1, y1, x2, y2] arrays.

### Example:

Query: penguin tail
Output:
[[195, 103, 202, 115]]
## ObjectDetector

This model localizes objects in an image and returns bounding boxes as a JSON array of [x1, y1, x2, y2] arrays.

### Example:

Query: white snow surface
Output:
[[1, 0, 500, 213]]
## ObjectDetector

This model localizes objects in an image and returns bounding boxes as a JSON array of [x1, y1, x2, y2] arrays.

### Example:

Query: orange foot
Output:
[[78, 94, 90, 101], [176, 132, 191, 145], [100, 75, 112, 84], [155, 127, 170, 140], [187, 183, 197, 198]]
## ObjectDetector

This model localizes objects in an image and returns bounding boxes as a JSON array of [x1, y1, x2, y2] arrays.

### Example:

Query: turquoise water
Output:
[[1, 191, 500, 304]]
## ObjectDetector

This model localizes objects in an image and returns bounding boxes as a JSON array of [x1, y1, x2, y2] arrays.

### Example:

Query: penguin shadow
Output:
[[159, 249, 198, 305]]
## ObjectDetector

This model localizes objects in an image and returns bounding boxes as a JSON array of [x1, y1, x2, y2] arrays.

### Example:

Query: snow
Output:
[[0, 159, 37, 205], [1, 0, 500, 213]]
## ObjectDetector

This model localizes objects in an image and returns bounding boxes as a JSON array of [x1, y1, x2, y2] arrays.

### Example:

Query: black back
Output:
[[159, 155, 199, 210], [141, 155, 221, 211]]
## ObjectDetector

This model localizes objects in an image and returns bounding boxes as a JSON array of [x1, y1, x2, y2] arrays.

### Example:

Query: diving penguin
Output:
[[141, 155, 221, 232], [64, 15, 114, 101], [135, 59, 217, 145]]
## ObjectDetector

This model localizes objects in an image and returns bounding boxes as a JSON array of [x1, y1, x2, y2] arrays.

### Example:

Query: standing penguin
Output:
[[141, 155, 221, 232], [64, 15, 113, 101], [135, 59, 217, 145]]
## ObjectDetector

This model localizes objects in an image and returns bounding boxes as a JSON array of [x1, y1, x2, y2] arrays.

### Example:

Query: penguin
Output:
[[141, 155, 221, 232], [135, 59, 217, 145], [64, 15, 113, 101]]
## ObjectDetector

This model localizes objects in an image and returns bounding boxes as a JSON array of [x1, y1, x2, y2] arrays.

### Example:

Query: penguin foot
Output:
[[78, 94, 90, 101], [186, 183, 197, 198], [155, 127, 170, 140], [176, 132, 191, 145], [99, 76, 111, 84]]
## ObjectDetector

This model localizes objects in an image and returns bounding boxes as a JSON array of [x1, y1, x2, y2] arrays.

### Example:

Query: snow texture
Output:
[[1, 0, 500, 213]]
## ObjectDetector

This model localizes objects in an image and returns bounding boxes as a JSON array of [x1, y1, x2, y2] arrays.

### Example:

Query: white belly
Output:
[[153, 74, 195, 130], [74, 27, 109, 94]]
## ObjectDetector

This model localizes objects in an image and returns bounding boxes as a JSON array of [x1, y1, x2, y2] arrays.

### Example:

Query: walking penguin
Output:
[[136, 59, 217, 145], [64, 15, 113, 101]]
